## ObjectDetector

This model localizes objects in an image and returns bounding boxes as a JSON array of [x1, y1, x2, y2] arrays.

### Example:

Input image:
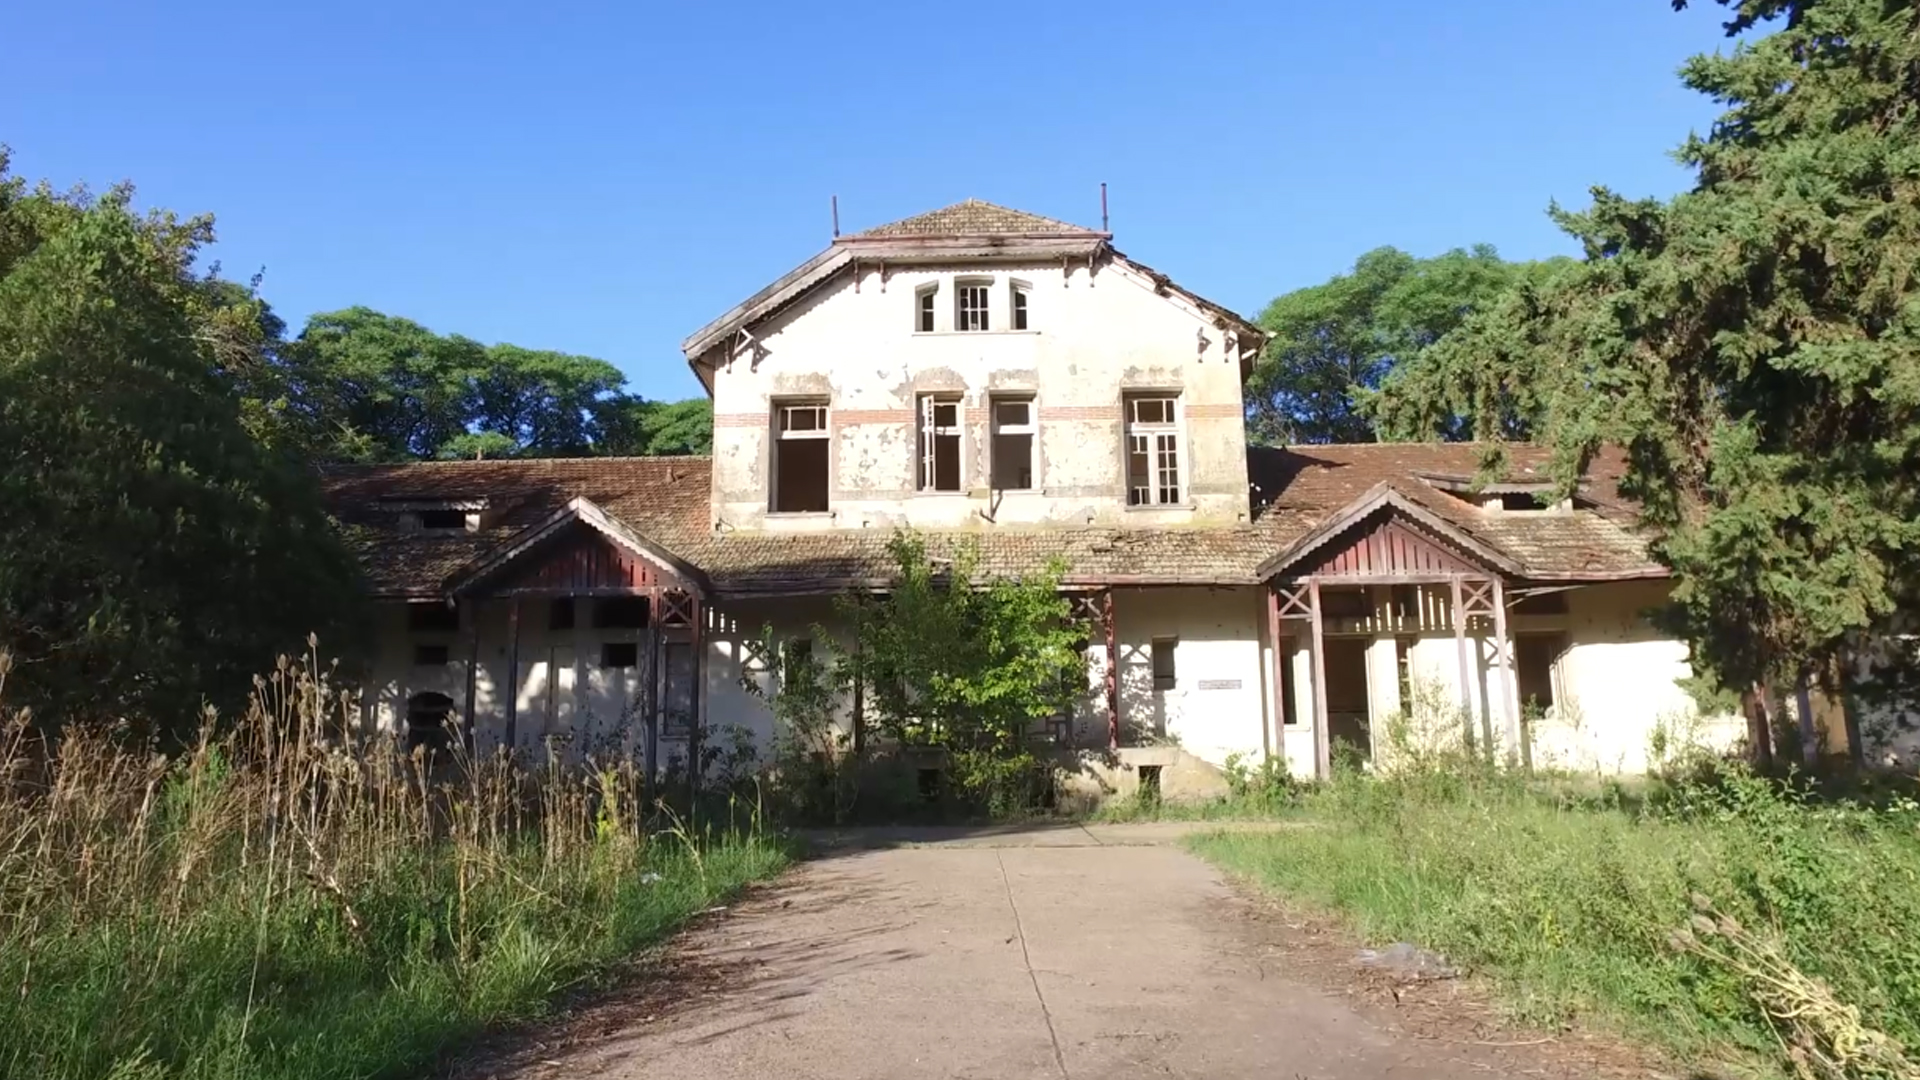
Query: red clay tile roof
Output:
[[324, 444, 1662, 599], [848, 199, 1104, 240]]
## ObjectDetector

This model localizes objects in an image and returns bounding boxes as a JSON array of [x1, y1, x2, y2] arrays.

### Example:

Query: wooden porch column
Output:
[[1450, 575, 1472, 747], [1490, 577, 1520, 768], [1265, 585, 1283, 762], [1103, 589, 1119, 751], [463, 598, 480, 743], [503, 598, 521, 756], [1307, 578, 1331, 780], [687, 598, 705, 803]]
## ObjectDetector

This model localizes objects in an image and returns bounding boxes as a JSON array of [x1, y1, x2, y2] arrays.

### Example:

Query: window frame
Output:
[[1010, 279, 1032, 331], [955, 277, 992, 332], [989, 395, 1038, 492], [1123, 393, 1184, 507], [916, 393, 964, 493], [771, 399, 832, 514], [1150, 636, 1178, 692], [914, 283, 939, 333]]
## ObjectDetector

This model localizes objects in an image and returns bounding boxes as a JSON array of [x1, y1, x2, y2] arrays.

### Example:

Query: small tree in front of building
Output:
[[745, 531, 1089, 818], [851, 532, 1088, 813]]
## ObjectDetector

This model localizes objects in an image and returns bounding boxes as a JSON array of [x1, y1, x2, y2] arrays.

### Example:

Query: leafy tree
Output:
[[596, 395, 713, 456], [1248, 245, 1553, 444], [1368, 0, 1920, 719], [286, 308, 486, 461], [0, 155, 363, 731]]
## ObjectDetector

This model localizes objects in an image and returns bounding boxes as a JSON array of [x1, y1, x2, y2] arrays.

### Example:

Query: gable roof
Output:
[[678, 197, 1264, 377], [325, 443, 1665, 602], [845, 199, 1107, 241]]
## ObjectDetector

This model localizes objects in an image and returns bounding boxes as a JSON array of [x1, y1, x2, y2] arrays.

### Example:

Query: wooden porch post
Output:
[[1450, 575, 1472, 749], [688, 598, 705, 804], [503, 598, 521, 756], [1265, 585, 1283, 762], [1103, 589, 1119, 751], [463, 598, 480, 745], [1307, 578, 1331, 780], [1490, 577, 1521, 768]]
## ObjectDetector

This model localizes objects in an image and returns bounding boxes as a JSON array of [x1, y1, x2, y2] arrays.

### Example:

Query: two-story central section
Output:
[[683, 200, 1265, 533]]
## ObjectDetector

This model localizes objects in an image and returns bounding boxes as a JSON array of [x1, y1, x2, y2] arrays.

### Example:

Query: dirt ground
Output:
[[449, 823, 1674, 1080]]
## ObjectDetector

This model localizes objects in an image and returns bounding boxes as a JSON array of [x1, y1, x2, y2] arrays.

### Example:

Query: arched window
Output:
[[405, 691, 457, 753]]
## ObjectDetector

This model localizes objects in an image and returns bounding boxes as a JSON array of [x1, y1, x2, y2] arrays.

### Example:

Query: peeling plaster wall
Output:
[[1109, 586, 1272, 768], [705, 257, 1252, 532]]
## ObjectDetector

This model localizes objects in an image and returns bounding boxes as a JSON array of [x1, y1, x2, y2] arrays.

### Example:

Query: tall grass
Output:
[[0, 647, 788, 1080], [1192, 763, 1920, 1079]]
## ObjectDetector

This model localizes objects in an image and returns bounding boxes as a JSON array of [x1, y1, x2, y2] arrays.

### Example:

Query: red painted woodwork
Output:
[[497, 527, 673, 593], [1299, 516, 1477, 577]]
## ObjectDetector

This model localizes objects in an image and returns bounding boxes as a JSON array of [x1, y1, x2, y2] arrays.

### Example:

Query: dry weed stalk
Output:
[[0, 640, 662, 1012], [1669, 893, 1919, 1080]]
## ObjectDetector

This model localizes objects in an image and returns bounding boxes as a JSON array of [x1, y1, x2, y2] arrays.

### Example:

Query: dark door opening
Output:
[[1323, 638, 1372, 763]]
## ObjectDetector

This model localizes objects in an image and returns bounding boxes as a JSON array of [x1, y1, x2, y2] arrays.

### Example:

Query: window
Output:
[[406, 602, 459, 633], [1124, 394, 1181, 506], [1391, 585, 1419, 622], [419, 508, 467, 531], [917, 394, 962, 492], [1396, 637, 1415, 707], [1151, 637, 1177, 692], [601, 641, 639, 668], [662, 641, 696, 735], [915, 285, 937, 332], [956, 280, 991, 332], [1515, 633, 1565, 713], [413, 644, 450, 667], [773, 401, 830, 513], [991, 397, 1036, 490], [1011, 282, 1030, 330], [781, 638, 814, 687], [593, 596, 647, 629], [405, 692, 457, 753], [548, 598, 576, 630], [1281, 638, 1299, 726]]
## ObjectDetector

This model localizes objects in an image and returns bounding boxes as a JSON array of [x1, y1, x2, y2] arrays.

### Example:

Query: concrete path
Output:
[[479, 825, 1632, 1080]]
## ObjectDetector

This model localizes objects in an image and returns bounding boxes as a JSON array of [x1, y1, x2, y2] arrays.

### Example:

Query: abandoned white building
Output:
[[323, 199, 1754, 792]]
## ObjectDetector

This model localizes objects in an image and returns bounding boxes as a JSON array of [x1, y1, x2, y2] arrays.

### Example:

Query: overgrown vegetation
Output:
[[0, 648, 787, 1080], [1193, 758, 1920, 1079], [744, 531, 1089, 822]]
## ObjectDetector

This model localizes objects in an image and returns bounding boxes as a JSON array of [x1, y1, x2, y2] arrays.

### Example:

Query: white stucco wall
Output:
[[1108, 586, 1274, 767], [703, 256, 1253, 533]]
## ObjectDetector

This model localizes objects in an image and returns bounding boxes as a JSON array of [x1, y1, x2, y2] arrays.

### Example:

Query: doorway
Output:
[[1323, 638, 1372, 763]]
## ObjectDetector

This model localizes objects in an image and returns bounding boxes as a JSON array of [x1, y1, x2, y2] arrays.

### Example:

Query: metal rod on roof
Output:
[[831, 195, 840, 238], [1101, 182, 1108, 233]]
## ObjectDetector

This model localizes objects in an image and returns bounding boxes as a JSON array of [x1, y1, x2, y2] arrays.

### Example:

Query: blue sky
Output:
[[4, 1, 1734, 400]]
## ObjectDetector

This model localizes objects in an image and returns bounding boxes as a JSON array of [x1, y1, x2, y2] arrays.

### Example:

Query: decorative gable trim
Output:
[[450, 496, 709, 597], [1255, 484, 1522, 581]]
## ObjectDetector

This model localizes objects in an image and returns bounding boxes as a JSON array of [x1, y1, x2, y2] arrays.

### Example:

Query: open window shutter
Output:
[[919, 395, 935, 490]]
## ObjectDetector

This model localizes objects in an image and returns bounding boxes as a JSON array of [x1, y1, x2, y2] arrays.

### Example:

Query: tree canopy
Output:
[[1370, 0, 1920, 707], [278, 307, 711, 463], [0, 155, 363, 729], [1247, 245, 1560, 444]]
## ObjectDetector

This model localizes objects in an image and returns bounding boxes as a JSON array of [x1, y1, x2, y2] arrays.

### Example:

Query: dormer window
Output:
[[382, 497, 487, 532], [1419, 474, 1571, 513], [1011, 281, 1031, 330], [956, 280, 991, 332], [419, 508, 466, 531], [915, 284, 938, 332]]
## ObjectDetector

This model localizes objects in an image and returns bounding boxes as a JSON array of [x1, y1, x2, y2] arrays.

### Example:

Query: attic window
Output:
[[419, 508, 467, 530]]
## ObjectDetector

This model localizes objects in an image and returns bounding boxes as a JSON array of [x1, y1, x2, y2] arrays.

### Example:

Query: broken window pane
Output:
[[1012, 285, 1030, 330], [917, 287, 937, 332], [1123, 394, 1181, 506], [918, 394, 962, 492], [774, 400, 831, 512]]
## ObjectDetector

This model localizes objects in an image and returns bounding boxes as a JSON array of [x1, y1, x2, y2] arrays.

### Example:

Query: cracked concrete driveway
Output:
[[477, 825, 1635, 1080]]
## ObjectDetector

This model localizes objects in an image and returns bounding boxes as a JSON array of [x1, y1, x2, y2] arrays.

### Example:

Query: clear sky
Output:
[[3, 1, 1735, 401]]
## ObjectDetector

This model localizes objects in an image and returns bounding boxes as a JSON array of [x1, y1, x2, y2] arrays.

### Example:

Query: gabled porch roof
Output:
[[450, 496, 710, 597]]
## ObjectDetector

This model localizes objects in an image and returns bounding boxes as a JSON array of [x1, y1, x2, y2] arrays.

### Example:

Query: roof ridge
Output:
[[848, 198, 1103, 240]]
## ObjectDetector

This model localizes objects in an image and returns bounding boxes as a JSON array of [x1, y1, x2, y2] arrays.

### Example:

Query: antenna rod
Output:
[[1100, 182, 1109, 233], [831, 195, 840, 238]]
